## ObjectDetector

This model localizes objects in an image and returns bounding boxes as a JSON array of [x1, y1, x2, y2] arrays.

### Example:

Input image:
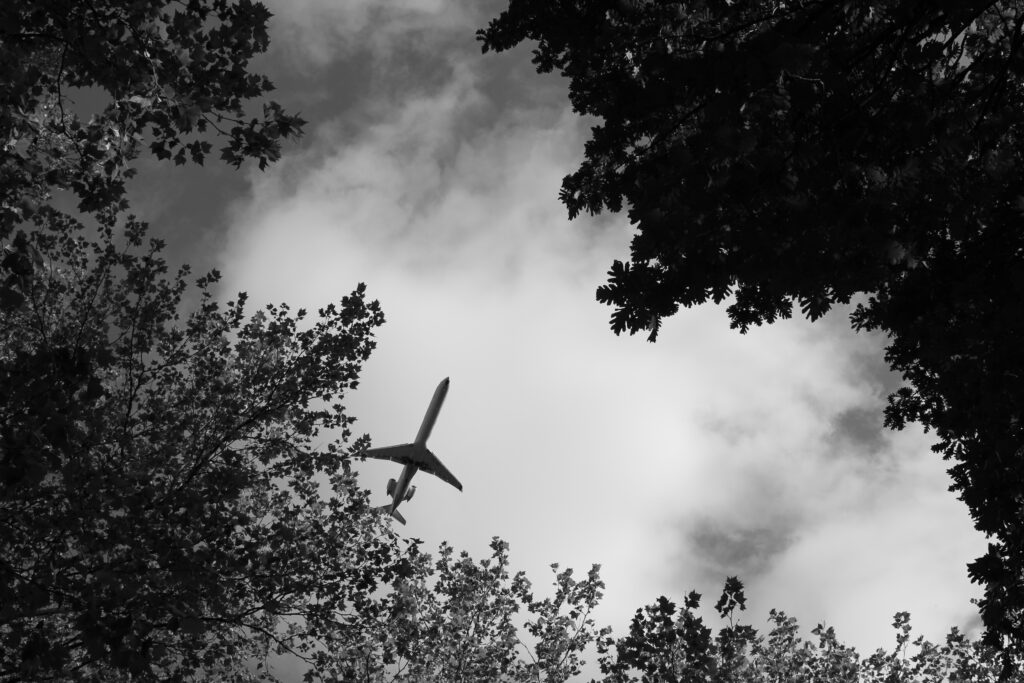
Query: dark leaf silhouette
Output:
[[480, 0, 1024, 658]]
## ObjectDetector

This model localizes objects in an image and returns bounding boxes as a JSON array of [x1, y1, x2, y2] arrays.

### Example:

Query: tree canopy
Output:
[[478, 0, 1024, 659], [0, 0, 304, 224], [0, 201, 411, 678], [338, 537, 608, 682], [598, 578, 1019, 683], [0, 1, 373, 678]]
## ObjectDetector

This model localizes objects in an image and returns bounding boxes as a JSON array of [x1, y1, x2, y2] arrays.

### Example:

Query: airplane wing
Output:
[[417, 447, 463, 491], [362, 444, 417, 465], [362, 443, 462, 491]]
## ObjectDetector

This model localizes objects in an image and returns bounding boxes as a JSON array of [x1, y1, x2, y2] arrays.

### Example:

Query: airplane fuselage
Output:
[[373, 378, 455, 523], [387, 462, 418, 514], [414, 378, 449, 446]]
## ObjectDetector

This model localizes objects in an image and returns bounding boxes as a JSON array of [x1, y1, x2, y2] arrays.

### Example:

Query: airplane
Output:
[[361, 377, 462, 524]]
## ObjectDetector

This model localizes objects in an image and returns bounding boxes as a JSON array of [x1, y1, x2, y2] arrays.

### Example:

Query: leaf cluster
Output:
[[330, 537, 608, 683], [0, 0, 305, 229], [599, 579, 1020, 682]]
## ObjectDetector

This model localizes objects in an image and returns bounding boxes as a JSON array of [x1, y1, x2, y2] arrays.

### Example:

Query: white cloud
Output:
[[263, 0, 480, 67], [749, 437, 986, 651], [219, 11, 989, 674]]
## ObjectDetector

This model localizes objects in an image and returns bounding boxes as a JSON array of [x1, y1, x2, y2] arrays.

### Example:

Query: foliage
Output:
[[334, 537, 608, 683], [479, 0, 1024, 656], [0, 3, 435, 679], [0, 0, 304, 227], [0, 203, 413, 679], [598, 578, 1019, 682]]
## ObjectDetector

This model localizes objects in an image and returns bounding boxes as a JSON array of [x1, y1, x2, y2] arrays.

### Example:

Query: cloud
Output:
[[263, 0, 484, 68], [657, 334, 987, 651], [829, 404, 888, 456], [217, 7, 988, 671], [688, 515, 800, 578], [227, 53, 617, 303], [746, 437, 987, 650]]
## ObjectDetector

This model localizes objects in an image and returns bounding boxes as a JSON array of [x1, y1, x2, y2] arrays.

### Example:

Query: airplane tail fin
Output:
[[374, 505, 406, 525]]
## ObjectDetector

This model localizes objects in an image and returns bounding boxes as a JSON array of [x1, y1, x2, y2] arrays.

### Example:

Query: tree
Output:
[[0, 4, 403, 678], [478, 0, 1024, 657], [334, 537, 608, 682], [0, 201, 417, 679], [598, 579, 1018, 682], [0, 0, 304, 226]]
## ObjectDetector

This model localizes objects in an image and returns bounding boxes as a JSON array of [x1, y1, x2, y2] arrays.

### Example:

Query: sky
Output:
[[131, 0, 989, 675]]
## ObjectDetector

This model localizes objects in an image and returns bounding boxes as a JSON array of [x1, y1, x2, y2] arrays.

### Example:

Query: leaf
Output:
[[0, 285, 25, 311], [179, 616, 205, 636]]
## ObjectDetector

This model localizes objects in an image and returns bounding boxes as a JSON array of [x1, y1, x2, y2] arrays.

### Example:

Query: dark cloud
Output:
[[820, 302, 907, 398], [683, 515, 799, 582], [849, 339, 906, 399], [126, 160, 246, 275], [120, 0, 481, 278], [810, 302, 909, 459], [829, 404, 888, 456]]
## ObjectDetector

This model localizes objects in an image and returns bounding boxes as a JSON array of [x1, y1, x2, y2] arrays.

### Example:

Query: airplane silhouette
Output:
[[361, 377, 462, 524]]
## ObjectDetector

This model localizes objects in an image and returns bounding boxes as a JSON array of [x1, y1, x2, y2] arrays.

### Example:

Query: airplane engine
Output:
[[386, 478, 396, 497], [404, 485, 416, 502]]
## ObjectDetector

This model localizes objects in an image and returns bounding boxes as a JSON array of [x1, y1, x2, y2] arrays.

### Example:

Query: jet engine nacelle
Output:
[[386, 478, 397, 497], [404, 485, 416, 502]]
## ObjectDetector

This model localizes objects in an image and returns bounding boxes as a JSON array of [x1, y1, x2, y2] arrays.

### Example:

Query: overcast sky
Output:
[[132, 0, 988, 676]]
